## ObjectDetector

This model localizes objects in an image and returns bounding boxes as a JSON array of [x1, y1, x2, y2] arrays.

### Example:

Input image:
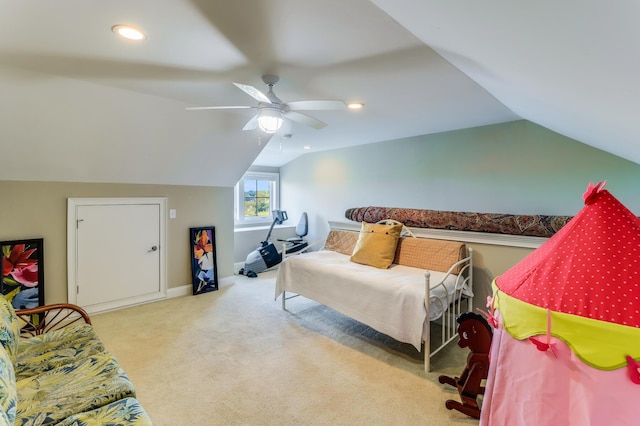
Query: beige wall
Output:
[[466, 242, 534, 306], [0, 181, 233, 304]]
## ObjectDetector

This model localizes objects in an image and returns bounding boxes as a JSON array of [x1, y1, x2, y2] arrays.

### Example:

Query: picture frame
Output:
[[189, 227, 219, 295], [1, 238, 45, 310]]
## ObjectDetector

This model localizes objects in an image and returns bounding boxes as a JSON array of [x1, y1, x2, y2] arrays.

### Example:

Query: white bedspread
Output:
[[274, 250, 470, 351]]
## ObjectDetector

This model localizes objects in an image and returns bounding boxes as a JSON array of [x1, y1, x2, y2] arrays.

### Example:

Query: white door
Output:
[[68, 198, 167, 313]]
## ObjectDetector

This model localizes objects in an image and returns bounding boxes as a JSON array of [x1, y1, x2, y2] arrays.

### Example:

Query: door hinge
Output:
[[76, 285, 80, 294]]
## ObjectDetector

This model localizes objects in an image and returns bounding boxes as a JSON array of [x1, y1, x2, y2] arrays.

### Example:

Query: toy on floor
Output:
[[438, 312, 493, 419]]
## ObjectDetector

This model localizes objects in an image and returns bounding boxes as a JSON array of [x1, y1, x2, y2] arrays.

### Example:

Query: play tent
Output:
[[480, 182, 640, 425]]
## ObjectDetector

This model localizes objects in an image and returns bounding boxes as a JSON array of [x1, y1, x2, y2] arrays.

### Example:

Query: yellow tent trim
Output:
[[493, 280, 640, 370]]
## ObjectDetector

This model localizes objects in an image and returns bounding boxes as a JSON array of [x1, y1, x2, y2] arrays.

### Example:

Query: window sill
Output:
[[234, 224, 295, 233]]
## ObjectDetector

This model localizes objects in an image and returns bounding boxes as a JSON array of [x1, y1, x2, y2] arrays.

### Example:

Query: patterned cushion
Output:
[[0, 295, 19, 365], [56, 398, 153, 426], [16, 352, 137, 425], [0, 344, 16, 425], [323, 230, 358, 255], [15, 324, 106, 381], [394, 237, 465, 273], [0, 409, 10, 426]]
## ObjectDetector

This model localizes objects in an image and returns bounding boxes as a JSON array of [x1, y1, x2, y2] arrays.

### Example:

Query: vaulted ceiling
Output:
[[0, 1, 635, 187]]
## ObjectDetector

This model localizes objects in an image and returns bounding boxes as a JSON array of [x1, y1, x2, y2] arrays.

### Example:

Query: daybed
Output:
[[274, 221, 473, 371], [0, 295, 152, 425]]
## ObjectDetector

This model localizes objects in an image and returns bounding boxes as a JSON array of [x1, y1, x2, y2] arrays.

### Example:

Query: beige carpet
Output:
[[91, 270, 479, 426]]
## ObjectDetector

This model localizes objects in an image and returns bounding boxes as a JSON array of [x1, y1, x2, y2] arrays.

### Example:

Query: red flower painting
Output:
[[2, 244, 39, 287], [1, 239, 44, 309]]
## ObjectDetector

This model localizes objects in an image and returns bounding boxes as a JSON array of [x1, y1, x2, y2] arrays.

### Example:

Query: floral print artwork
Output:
[[1, 240, 44, 310], [190, 227, 218, 295]]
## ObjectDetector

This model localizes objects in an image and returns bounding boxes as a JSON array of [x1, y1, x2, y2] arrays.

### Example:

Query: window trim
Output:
[[234, 171, 280, 227]]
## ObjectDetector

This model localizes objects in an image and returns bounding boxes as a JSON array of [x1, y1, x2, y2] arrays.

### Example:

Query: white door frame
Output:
[[67, 197, 167, 311]]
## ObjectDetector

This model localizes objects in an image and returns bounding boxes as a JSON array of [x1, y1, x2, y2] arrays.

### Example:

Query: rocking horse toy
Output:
[[438, 312, 493, 419]]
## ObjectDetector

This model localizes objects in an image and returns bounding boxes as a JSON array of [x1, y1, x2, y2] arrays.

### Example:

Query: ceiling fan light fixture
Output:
[[258, 108, 284, 133], [186, 75, 347, 132], [348, 102, 364, 110]]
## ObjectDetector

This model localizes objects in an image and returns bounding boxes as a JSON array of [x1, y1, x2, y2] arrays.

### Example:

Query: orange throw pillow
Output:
[[350, 222, 402, 269]]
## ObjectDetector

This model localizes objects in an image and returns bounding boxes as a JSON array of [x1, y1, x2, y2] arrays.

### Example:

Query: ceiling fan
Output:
[[186, 75, 346, 133]]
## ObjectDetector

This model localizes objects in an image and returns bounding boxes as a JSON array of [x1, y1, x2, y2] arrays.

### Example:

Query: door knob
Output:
[[149, 245, 158, 252]]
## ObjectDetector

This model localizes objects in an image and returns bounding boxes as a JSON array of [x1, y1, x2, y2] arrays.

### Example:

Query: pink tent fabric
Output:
[[481, 312, 638, 426], [497, 182, 640, 327], [480, 182, 640, 425]]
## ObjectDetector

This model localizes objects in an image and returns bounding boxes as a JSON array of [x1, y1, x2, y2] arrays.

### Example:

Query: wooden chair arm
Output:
[[15, 303, 92, 338]]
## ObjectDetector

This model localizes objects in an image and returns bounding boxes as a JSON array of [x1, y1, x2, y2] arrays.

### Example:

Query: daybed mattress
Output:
[[274, 250, 470, 350]]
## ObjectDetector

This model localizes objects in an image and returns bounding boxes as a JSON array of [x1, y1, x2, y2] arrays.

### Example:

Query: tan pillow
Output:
[[350, 222, 403, 269], [394, 237, 466, 273], [323, 230, 359, 255]]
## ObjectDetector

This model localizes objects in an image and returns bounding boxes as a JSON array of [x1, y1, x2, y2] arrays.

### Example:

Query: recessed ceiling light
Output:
[[112, 25, 147, 41], [303, 146, 312, 150], [347, 102, 364, 110]]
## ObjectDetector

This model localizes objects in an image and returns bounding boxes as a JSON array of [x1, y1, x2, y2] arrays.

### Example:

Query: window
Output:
[[234, 171, 279, 226]]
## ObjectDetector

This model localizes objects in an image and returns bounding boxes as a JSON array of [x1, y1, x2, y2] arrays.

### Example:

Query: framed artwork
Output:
[[189, 227, 219, 295], [1, 238, 45, 310]]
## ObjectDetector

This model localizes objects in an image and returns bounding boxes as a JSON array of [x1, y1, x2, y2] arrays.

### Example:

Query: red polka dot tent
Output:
[[480, 182, 640, 426]]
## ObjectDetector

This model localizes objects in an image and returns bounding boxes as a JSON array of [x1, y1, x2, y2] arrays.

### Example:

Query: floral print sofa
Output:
[[0, 295, 152, 425]]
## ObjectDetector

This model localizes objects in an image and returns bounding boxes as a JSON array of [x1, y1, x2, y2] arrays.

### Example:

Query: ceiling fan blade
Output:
[[185, 106, 254, 110], [233, 83, 272, 104], [287, 100, 346, 111], [242, 115, 258, 131], [284, 111, 327, 129]]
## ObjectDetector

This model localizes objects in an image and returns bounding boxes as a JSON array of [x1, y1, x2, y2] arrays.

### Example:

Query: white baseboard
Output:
[[167, 276, 235, 299], [166, 285, 191, 298]]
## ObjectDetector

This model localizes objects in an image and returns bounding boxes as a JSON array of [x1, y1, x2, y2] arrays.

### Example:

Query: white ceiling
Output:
[[0, 0, 634, 187]]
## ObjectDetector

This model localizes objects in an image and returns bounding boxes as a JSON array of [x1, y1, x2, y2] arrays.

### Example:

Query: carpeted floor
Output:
[[91, 270, 479, 425]]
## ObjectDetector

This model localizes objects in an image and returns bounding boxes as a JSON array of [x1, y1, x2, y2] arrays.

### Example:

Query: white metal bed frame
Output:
[[278, 235, 473, 372], [423, 249, 473, 372]]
